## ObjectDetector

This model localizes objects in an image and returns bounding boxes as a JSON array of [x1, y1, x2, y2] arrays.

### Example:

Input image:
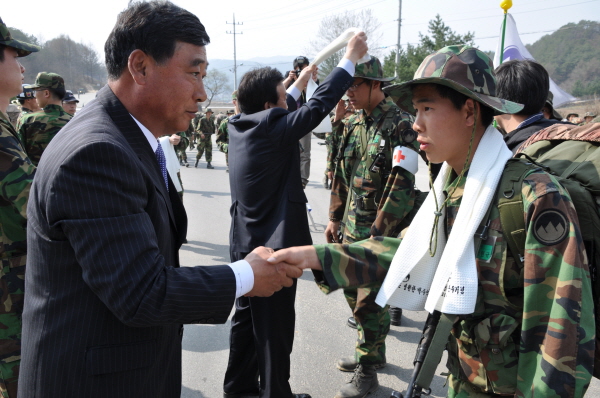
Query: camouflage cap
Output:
[[0, 17, 40, 57], [383, 45, 523, 115], [566, 112, 579, 119], [206, 108, 213, 113], [16, 84, 35, 99], [584, 111, 597, 118], [232, 90, 237, 100], [227, 109, 235, 114], [62, 90, 79, 103], [355, 56, 395, 82], [26, 72, 65, 91]]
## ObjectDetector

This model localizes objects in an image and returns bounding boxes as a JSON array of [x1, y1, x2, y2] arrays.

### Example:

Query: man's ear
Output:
[[128, 49, 150, 85], [264, 101, 274, 110], [464, 98, 477, 128]]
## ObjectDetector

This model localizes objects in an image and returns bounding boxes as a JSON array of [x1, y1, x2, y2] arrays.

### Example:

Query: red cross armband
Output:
[[392, 146, 419, 175]]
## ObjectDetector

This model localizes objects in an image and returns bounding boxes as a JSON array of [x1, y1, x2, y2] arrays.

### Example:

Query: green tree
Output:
[[383, 15, 474, 82]]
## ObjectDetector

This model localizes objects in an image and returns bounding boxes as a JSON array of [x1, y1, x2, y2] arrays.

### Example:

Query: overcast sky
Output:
[[3, 0, 599, 65]]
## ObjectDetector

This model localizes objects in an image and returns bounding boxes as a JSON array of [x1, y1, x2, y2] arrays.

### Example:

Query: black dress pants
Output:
[[223, 251, 298, 398]]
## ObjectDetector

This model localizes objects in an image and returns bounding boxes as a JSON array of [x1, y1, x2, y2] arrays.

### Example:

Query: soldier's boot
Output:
[[195, 159, 199, 168], [347, 316, 357, 329], [336, 357, 386, 372], [207, 162, 214, 169], [389, 306, 402, 327], [335, 364, 379, 398]]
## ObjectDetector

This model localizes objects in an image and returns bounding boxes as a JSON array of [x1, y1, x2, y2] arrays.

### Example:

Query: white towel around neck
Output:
[[375, 125, 512, 314]]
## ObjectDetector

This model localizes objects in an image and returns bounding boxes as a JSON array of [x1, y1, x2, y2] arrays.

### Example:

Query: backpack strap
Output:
[[496, 159, 536, 268]]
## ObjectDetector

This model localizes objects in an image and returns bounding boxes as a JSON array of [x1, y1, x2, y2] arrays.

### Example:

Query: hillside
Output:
[[527, 20, 600, 97]]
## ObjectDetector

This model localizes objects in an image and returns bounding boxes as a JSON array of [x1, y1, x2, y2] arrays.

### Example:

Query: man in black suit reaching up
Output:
[[224, 33, 368, 398], [19, 2, 301, 397]]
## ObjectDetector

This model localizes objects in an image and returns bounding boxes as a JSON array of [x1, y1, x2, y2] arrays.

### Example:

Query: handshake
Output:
[[243, 245, 321, 297]]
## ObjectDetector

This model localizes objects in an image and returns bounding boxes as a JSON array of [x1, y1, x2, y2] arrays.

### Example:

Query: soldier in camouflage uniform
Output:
[[15, 84, 40, 125], [189, 112, 202, 149], [194, 108, 214, 169], [324, 56, 419, 398], [325, 100, 354, 189], [272, 46, 594, 398], [16, 72, 72, 166], [216, 109, 234, 172], [0, 17, 39, 397], [176, 124, 191, 167]]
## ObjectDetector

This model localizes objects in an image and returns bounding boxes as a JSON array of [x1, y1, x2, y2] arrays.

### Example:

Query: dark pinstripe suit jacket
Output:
[[19, 85, 236, 397]]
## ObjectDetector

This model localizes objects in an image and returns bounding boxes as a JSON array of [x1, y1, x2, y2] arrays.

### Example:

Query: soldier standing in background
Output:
[[0, 17, 39, 397], [189, 111, 202, 149], [176, 122, 192, 167], [325, 57, 419, 398], [325, 99, 354, 189], [61, 90, 79, 116], [195, 108, 215, 169], [15, 84, 40, 125], [216, 109, 234, 172], [16, 72, 72, 166]]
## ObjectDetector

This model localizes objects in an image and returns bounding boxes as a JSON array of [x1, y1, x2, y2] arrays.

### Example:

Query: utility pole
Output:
[[226, 14, 243, 90], [395, 0, 402, 78]]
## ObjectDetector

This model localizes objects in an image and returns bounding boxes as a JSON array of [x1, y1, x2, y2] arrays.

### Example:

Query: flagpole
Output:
[[499, 0, 513, 64]]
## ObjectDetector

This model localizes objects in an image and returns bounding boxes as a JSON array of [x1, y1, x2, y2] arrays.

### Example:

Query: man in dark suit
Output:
[[19, 2, 300, 397], [224, 34, 368, 398]]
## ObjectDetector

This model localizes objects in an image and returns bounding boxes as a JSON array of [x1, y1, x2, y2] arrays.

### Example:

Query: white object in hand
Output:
[[311, 27, 370, 67]]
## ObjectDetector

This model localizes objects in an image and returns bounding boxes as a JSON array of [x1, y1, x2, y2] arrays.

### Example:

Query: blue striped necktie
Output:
[[155, 141, 169, 191]]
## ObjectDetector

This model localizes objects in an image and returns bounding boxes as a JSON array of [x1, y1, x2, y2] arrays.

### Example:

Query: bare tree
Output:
[[306, 9, 383, 79], [202, 69, 231, 109]]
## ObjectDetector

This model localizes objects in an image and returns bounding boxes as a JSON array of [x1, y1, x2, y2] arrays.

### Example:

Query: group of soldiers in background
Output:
[[565, 111, 600, 125], [9, 72, 78, 166]]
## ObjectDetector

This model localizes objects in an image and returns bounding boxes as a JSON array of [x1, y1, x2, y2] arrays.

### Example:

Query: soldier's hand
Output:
[[201, 133, 205, 139], [334, 99, 346, 122], [344, 31, 368, 64], [325, 220, 341, 243], [267, 246, 321, 271], [169, 134, 181, 145], [327, 171, 333, 181], [244, 246, 302, 297]]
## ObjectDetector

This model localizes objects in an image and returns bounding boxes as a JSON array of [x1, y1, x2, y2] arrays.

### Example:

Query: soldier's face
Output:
[[35, 89, 50, 108], [143, 42, 208, 135], [346, 78, 372, 111], [63, 101, 77, 115], [0, 47, 25, 101], [412, 84, 477, 172]]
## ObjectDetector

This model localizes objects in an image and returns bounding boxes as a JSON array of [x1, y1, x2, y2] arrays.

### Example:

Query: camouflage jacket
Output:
[[0, 111, 36, 362], [196, 115, 215, 136], [16, 107, 33, 126], [314, 168, 594, 397], [16, 104, 72, 166], [329, 97, 418, 240], [216, 117, 229, 153]]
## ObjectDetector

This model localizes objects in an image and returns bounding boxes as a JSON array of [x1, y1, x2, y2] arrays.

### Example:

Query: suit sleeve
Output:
[[266, 67, 353, 148], [45, 140, 236, 327]]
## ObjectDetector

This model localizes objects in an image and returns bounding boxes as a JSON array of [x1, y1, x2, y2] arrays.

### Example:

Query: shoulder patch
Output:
[[532, 208, 568, 246]]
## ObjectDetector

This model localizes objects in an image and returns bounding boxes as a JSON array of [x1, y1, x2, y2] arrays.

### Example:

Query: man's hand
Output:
[[292, 64, 317, 92], [169, 134, 181, 145], [325, 220, 341, 243], [244, 246, 302, 297], [344, 31, 368, 64], [334, 99, 346, 122], [267, 246, 322, 271], [200, 133, 205, 139]]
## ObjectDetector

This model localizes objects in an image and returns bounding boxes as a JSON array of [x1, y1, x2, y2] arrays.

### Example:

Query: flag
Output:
[[494, 14, 575, 107]]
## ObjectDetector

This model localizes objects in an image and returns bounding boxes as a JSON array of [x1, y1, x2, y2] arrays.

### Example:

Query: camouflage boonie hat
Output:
[[227, 109, 235, 114], [205, 108, 213, 113], [383, 45, 523, 115], [62, 90, 79, 103], [0, 17, 40, 57], [355, 57, 395, 82], [584, 111, 597, 118], [27, 72, 65, 90], [16, 84, 35, 99], [545, 91, 562, 120], [232, 90, 237, 100]]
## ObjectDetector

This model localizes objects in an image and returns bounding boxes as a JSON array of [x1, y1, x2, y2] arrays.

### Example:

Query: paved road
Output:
[[174, 134, 600, 397]]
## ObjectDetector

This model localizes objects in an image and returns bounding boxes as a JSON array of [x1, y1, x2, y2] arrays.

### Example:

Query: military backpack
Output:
[[498, 122, 600, 378]]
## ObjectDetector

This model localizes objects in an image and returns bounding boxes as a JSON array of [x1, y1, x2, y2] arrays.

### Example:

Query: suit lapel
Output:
[[96, 86, 179, 233]]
